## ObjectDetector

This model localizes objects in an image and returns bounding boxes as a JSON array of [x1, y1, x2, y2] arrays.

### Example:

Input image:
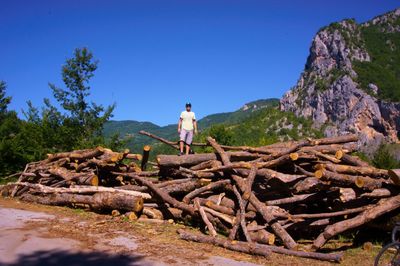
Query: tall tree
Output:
[[0, 81, 27, 177], [0, 81, 11, 118], [48, 47, 115, 147]]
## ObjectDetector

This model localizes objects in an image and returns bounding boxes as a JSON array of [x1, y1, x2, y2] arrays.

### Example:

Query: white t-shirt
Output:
[[180, 111, 196, 131]]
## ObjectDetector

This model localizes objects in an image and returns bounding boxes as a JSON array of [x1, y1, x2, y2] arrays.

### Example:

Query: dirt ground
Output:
[[0, 197, 381, 266]]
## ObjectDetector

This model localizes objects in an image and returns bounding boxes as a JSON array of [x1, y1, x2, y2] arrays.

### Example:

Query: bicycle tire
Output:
[[392, 226, 400, 243], [375, 242, 400, 266]]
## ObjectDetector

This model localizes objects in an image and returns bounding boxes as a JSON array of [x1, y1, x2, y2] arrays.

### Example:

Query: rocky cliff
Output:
[[280, 8, 400, 152]]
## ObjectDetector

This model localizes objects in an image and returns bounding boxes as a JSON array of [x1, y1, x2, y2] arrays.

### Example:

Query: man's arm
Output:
[[178, 118, 182, 133], [193, 119, 198, 134]]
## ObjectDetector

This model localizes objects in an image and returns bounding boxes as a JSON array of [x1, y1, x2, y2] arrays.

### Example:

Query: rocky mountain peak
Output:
[[280, 8, 400, 153]]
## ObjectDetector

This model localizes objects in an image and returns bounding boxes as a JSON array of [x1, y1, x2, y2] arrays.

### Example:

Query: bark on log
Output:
[[339, 188, 356, 203], [266, 193, 318, 206], [46, 147, 104, 163], [178, 229, 271, 257], [340, 154, 370, 167], [310, 134, 358, 146], [20, 191, 143, 213], [360, 188, 393, 198], [190, 160, 222, 171], [178, 229, 342, 262], [313, 194, 400, 249], [141, 145, 151, 171], [157, 152, 260, 168], [206, 136, 297, 250], [389, 169, 400, 185], [290, 205, 369, 219], [122, 173, 196, 216], [183, 179, 231, 203], [198, 199, 235, 216], [194, 198, 217, 236], [162, 179, 202, 195], [315, 169, 384, 190], [248, 230, 275, 245], [15, 182, 152, 199], [232, 185, 252, 242], [323, 163, 388, 178]]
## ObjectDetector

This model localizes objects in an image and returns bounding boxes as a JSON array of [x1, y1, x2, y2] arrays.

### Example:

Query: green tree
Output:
[[208, 124, 233, 146], [372, 144, 400, 170], [49, 47, 115, 148], [0, 81, 11, 117], [0, 81, 27, 177]]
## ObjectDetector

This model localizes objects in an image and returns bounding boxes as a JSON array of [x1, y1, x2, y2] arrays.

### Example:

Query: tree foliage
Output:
[[0, 48, 119, 178], [48, 47, 115, 148], [372, 144, 400, 170]]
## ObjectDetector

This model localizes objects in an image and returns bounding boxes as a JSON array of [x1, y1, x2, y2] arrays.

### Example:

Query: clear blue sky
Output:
[[1, 0, 399, 126]]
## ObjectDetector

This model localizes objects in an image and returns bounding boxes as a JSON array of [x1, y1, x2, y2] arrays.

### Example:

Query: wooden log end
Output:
[[133, 197, 144, 213], [388, 169, 400, 185], [91, 175, 99, 186], [314, 169, 324, 179], [144, 145, 152, 152], [127, 212, 138, 221], [335, 150, 344, 160], [355, 177, 365, 188], [268, 234, 276, 245], [362, 242, 373, 251], [111, 209, 121, 216], [289, 153, 299, 161]]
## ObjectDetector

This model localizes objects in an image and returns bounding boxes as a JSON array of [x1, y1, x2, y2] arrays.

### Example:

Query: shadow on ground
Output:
[[2, 250, 146, 266]]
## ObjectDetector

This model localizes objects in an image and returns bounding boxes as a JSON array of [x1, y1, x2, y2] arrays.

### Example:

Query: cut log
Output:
[[141, 145, 151, 171], [339, 188, 356, 203], [266, 193, 317, 206], [198, 199, 235, 216], [206, 136, 297, 250], [123, 173, 196, 216], [323, 163, 388, 178], [143, 207, 164, 219], [20, 191, 143, 213], [232, 185, 252, 242], [313, 194, 400, 249], [15, 182, 152, 199], [178, 229, 342, 262], [157, 152, 260, 168], [310, 134, 358, 146], [249, 230, 276, 245], [194, 198, 217, 236], [182, 179, 231, 203], [178, 229, 270, 257], [46, 147, 104, 163], [290, 205, 369, 219], [360, 188, 393, 198], [190, 160, 222, 171], [315, 169, 384, 190], [340, 154, 370, 167], [389, 169, 400, 185]]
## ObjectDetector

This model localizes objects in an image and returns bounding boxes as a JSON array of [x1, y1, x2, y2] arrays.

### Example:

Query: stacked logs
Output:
[[2, 133, 400, 263], [2, 147, 148, 215]]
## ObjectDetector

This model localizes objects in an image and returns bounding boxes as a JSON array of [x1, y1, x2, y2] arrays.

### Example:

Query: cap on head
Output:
[[185, 102, 192, 107]]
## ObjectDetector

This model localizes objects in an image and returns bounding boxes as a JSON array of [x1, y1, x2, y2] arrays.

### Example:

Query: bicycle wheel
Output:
[[392, 226, 400, 243], [375, 242, 400, 266]]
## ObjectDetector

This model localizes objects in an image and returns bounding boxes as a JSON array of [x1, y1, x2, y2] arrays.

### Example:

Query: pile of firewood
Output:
[[2, 132, 400, 263]]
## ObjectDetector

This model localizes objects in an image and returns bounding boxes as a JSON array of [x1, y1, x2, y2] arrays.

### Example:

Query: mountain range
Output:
[[105, 8, 400, 154]]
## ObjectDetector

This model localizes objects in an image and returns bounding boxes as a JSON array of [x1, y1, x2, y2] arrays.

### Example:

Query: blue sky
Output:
[[1, 0, 399, 125]]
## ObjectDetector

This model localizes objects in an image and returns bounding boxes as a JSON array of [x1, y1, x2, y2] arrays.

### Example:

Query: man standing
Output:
[[178, 103, 198, 155]]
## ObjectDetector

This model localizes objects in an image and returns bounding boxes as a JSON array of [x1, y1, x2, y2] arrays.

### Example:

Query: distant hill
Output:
[[103, 98, 280, 152]]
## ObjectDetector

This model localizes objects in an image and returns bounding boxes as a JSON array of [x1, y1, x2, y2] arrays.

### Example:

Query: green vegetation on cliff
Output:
[[354, 18, 400, 102]]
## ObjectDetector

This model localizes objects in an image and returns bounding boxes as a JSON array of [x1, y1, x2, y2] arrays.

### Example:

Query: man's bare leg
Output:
[[180, 141, 184, 154], [185, 144, 190, 155]]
